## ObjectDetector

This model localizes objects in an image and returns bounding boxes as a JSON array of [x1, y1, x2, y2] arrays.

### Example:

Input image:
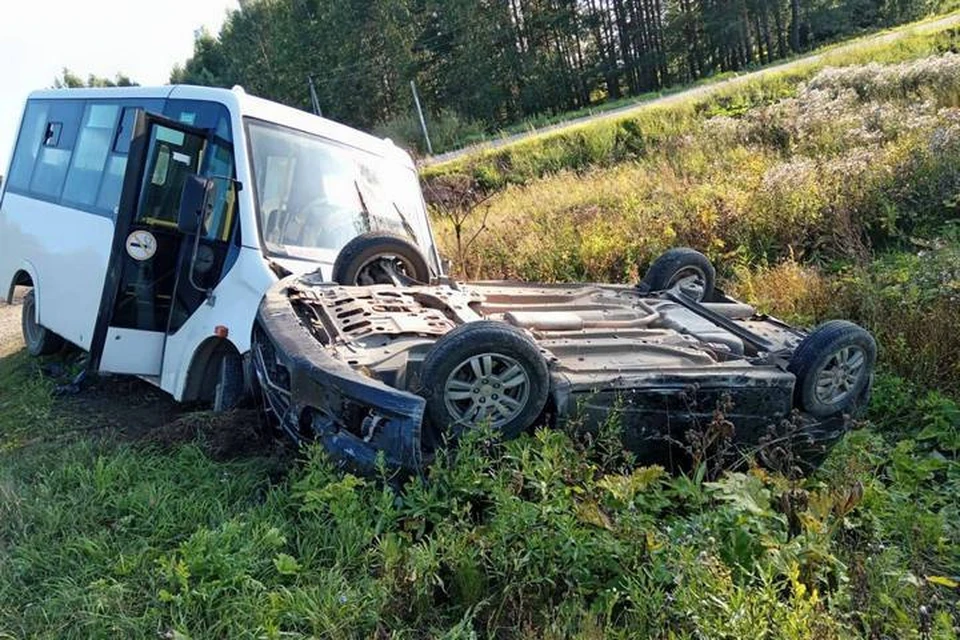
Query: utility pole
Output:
[[308, 76, 323, 117], [410, 80, 433, 155]]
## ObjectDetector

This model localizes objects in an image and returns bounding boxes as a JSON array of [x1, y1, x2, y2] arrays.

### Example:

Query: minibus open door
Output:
[[88, 111, 212, 379]]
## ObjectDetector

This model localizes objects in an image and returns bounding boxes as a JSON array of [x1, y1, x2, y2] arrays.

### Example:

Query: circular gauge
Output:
[[125, 230, 157, 261], [193, 245, 216, 274]]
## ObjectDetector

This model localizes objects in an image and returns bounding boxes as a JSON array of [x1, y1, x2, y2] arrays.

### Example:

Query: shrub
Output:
[[375, 109, 486, 156], [832, 241, 960, 394]]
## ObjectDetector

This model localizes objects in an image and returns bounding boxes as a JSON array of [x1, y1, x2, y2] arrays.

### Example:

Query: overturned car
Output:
[[253, 232, 876, 473]]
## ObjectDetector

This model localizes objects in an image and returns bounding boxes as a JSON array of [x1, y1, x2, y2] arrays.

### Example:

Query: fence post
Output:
[[308, 76, 323, 117], [410, 80, 433, 155]]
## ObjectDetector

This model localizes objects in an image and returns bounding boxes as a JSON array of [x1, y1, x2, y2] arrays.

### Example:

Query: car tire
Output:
[[332, 231, 431, 286], [213, 351, 246, 412], [642, 248, 716, 301], [788, 320, 876, 418], [418, 321, 550, 449], [21, 290, 64, 357]]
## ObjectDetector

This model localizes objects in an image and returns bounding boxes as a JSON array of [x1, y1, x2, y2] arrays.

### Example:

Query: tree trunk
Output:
[[790, 0, 801, 52]]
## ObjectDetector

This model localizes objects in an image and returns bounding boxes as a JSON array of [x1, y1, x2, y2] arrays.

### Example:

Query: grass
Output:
[[423, 15, 960, 188], [411, 10, 960, 158], [3, 25, 960, 640], [1, 349, 958, 638]]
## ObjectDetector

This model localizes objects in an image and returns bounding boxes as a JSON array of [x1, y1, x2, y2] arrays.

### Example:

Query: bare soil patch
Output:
[[0, 289, 289, 462], [49, 370, 291, 461], [138, 408, 290, 462], [0, 289, 24, 358], [13, 340, 293, 463]]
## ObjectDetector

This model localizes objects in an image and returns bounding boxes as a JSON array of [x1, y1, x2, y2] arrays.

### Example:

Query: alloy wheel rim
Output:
[[814, 346, 867, 405], [443, 352, 530, 429]]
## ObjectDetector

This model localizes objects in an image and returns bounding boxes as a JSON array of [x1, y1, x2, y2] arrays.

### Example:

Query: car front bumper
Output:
[[253, 280, 425, 474]]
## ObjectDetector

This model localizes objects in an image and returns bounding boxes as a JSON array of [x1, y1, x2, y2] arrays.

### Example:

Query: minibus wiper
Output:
[[354, 179, 418, 245], [354, 180, 372, 231], [391, 201, 419, 246]]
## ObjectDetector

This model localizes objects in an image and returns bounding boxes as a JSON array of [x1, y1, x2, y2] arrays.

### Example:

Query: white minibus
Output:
[[0, 85, 439, 408]]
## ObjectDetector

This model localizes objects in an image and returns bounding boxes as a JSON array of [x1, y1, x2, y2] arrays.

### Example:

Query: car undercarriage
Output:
[[252, 236, 876, 474]]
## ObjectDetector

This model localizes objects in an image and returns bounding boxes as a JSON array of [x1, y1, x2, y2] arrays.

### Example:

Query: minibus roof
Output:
[[26, 85, 415, 169]]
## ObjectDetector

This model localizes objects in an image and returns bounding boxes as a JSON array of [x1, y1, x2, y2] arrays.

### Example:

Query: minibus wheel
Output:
[[213, 351, 245, 412], [21, 290, 64, 357]]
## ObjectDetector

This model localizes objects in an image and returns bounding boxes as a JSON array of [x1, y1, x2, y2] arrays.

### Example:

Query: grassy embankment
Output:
[[425, 23, 960, 396], [394, 12, 960, 155], [2, 22, 960, 640]]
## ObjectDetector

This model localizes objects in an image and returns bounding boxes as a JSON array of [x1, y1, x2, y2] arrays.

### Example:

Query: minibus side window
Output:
[[61, 104, 121, 207], [27, 102, 83, 200], [6, 99, 163, 217], [203, 143, 237, 242], [7, 101, 50, 191], [95, 104, 162, 215]]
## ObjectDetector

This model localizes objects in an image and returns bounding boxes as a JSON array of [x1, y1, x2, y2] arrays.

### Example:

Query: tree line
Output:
[[172, 0, 938, 142], [53, 68, 138, 89]]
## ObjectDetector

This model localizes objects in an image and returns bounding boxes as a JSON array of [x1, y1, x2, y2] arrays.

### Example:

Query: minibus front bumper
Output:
[[253, 283, 425, 474]]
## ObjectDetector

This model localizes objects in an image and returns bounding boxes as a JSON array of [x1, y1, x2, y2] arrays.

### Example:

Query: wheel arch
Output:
[[181, 336, 245, 403], [7, 262, 39, 304]]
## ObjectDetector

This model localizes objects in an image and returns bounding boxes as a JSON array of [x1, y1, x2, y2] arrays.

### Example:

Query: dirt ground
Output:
[[0, 289, 24, 357], [1, 290, 288, 462]]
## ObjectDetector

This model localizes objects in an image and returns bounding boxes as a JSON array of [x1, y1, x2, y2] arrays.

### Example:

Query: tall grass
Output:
[[433, 54, 960, 280], [427, 53, 960, 394], [423, 24, 960, 189], [1, 351, 957, 637]]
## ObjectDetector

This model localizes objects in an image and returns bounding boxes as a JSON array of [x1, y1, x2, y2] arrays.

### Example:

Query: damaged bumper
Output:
[[253, 281, 425, 473], [552, 367, 856, 465]]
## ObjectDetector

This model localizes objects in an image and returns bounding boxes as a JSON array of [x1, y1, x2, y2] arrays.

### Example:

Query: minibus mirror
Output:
[[178, 175, 214, 235]]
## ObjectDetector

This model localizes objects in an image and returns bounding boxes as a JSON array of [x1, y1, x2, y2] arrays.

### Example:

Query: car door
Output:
[[89, 111, 210, 376]]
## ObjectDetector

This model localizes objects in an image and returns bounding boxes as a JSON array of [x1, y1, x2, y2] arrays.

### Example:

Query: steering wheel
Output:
[[280, 197, 358, 248]]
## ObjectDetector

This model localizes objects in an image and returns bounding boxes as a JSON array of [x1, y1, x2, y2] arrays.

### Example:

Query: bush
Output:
[[374, 110, 486, 157], [832, 241, 960, 394]]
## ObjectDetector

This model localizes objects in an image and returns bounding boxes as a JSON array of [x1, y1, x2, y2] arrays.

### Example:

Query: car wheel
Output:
[[213, 351, 245, 412], [642, 248, 716, 301], [418, 321, 550, 449], [332, 231, 431, 286], [21, 290, 64, 357], [788, 320, 876, 418]]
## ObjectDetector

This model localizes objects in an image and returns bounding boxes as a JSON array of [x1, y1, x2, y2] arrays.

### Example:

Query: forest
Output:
[[171, 0, 953, 144]]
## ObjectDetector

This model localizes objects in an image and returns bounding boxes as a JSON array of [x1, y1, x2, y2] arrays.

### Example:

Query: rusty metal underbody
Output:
[[251, 277, 848, 473], [286, 280, 804, 392]]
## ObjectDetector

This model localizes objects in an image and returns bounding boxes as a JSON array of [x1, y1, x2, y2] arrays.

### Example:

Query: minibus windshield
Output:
[[247, 120, 431, 262]]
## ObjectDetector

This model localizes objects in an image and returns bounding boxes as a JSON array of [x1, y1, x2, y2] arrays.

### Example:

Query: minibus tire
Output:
[[21, 290, 64, 357], [213, 351, 246, 412]]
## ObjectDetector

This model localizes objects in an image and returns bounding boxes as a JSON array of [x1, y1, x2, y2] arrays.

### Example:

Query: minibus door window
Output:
[[90, 112, 211, 376]]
